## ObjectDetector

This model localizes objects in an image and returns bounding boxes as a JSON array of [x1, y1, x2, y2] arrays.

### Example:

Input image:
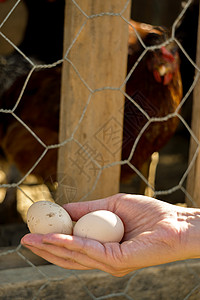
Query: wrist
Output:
[[179, 207, 200, 260]]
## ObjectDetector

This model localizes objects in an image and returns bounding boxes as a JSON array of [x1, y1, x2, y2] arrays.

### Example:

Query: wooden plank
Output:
[[186, 2, 200, 207], [57, 1, 131, 204]]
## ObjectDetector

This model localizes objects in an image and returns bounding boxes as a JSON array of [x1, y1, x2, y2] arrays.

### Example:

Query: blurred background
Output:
[[0, 0, 199, 246]]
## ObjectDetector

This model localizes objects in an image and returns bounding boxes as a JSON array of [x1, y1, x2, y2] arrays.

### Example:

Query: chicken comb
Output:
[[161, 46, 175, 62]]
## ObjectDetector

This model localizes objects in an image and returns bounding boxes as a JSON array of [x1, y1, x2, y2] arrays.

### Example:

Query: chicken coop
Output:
[[0, 0, 200, 299]]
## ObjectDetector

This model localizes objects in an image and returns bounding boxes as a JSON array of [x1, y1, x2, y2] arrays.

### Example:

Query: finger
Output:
[[42, 233, 124, 273], [23, 244, 127, 276], [22, 233, 118, 274], [43, 233, 106, 261], [21, 234, 94, 269], [23, 244, 90, 270], [37, 242, 114, 273], [63, 195, 117, 220], [21, 233, 43, 245], [21, 233, 106, 267]]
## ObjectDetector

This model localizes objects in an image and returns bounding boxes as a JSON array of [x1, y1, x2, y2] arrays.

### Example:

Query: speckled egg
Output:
[[73, 210, 124, 243], [27, 201, 73, 234]]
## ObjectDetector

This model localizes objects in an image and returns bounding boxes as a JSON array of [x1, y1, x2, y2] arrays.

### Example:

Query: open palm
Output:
[[21, 194, 192, 277]]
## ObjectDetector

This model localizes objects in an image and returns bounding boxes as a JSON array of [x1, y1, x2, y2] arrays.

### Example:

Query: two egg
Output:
[[27, 201, 124, 243]]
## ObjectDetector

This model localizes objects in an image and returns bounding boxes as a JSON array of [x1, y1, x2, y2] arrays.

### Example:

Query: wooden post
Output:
[[186, 2, 200, 207], [57, 1, 131, 204]]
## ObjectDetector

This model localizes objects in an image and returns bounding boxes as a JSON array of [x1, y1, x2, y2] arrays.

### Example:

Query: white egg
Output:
[[27, 201, 73, 234], [73, 210, 124, 243]]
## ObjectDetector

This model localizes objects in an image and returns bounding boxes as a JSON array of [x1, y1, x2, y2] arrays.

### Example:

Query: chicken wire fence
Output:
[[0, 0, 200, 299]]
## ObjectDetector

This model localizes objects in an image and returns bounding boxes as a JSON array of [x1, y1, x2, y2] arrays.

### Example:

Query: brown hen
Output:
[[0, 65, 61, 182], [120, 20, 182, 183]]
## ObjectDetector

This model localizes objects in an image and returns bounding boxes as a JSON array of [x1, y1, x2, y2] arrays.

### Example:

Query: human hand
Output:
[[21, 193, 200, 277]]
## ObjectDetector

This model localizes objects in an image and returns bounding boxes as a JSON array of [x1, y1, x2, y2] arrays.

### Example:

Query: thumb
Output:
[[62, 196, 114, 221]]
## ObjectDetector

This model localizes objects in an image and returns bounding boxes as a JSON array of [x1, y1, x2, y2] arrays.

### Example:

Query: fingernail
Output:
[[21, 234, 42, 245], [21, 234, 33, 245]]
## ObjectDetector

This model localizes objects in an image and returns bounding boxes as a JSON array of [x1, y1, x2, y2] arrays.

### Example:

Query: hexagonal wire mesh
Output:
[[0, 0, 200, 299]]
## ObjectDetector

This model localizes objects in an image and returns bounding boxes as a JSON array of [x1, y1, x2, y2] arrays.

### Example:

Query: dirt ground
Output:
[[1, 260, 200, 299]]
